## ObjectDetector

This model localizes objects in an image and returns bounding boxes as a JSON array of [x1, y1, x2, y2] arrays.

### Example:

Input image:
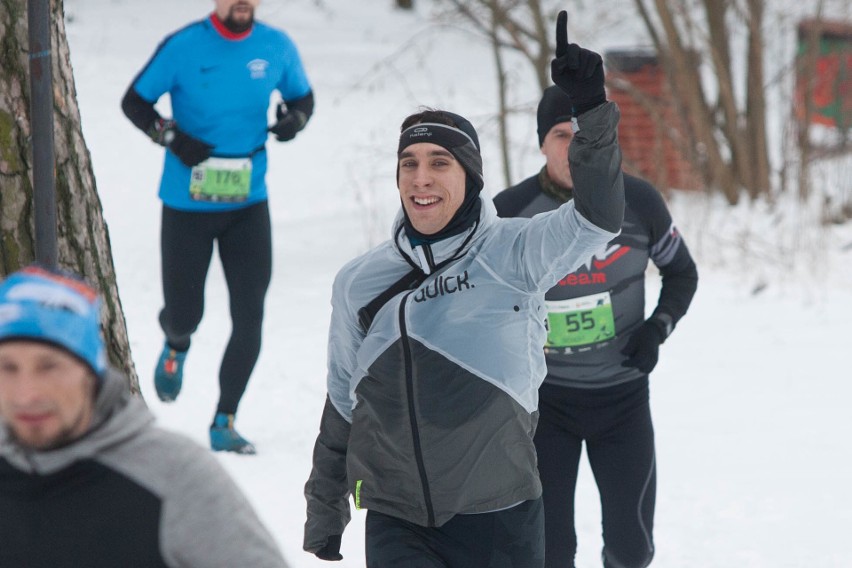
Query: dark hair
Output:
[[400, 108, 458, 132]]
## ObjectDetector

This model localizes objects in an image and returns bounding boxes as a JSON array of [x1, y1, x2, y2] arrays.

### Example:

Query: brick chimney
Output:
[[605, 49, 702, 191]]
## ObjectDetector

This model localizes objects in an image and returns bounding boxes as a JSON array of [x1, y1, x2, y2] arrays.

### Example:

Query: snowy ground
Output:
[[64, 1, 851, 566]]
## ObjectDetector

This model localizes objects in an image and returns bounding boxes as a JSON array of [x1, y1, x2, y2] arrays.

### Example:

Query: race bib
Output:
[[189, 157, 252, 202], [545, 291, 615, 349]]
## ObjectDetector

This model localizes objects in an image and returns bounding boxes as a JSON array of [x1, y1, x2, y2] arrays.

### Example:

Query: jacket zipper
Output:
[[398, 293, 436, 526]]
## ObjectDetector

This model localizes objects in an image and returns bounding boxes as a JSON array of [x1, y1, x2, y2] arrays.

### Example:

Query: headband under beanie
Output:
[[537, 85, 574, 146], [397, 112, 484, 243]]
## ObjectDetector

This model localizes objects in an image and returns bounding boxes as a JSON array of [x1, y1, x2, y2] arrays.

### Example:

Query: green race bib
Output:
[[190, 157, 252, 202], [545, 291, 615, 349]]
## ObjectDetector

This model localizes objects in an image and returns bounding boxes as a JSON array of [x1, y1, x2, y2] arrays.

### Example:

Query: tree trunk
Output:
[[744, 0, 770, 199], [0, 0, 139, 392], [652, 0, 739, 203], [703, 0, 754, 198], [488, 0, 512, 187]]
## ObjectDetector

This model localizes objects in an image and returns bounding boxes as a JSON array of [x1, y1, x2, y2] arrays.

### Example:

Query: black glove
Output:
[[550, 10, 606, 115], [314, 534, 343, 561], [269, 104, 307, 142], [147, 118, 212, 167], [621, 319, 667, 374]]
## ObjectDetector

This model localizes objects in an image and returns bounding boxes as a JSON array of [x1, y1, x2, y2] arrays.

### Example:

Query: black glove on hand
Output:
[[147, 118, 212, 167], [621, 319, 667, 374], [315, 534, 343, 561], [269, 104, 307, 142], [550, 10, 606, 115]]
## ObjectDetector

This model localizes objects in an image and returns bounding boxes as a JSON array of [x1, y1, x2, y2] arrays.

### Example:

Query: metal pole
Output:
[[28, 0, 58, 268]]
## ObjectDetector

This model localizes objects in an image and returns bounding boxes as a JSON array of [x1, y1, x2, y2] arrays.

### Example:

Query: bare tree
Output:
[[631, 0, 772, 203], [441, 0, 553, 91], [437, 0, 556, 187], [0, 0, 139, 392], [436, 0, 792, 203]]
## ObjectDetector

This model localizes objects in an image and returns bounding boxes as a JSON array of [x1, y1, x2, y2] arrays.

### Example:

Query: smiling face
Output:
[[214, 0, 259, 25], [0, 341, 96, 451], [541, 121, 575, 189], [398, 142, 467, 236]]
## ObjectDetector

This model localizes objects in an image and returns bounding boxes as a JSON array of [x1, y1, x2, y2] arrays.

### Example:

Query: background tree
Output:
[[435, 0, 822, 204], [631, 0, 771, 203], [0, 0, 139, 392], [437, 0, 554, 188]]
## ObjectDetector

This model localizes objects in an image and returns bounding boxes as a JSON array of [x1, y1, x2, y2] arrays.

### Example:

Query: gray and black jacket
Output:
[[494, 171, 698, 388], [304, 102, 624, 553], [0, 369, 289, 568]]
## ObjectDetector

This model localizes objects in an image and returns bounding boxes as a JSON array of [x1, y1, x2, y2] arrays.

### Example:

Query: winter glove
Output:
[[269, 103, 308, 142], [147, 118, 212, 167], [314, 534, 343, 561], [621, 318, 667, 374], [550, 10, 606, 116]]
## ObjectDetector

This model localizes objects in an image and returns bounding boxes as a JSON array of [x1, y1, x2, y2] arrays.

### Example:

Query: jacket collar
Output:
[[392, 196, 497, 273]]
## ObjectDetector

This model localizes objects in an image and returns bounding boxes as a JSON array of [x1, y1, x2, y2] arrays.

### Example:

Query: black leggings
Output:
[[534, 378, 656, 568], [159, 202, 272, 415], [365, 499, 544, 568]]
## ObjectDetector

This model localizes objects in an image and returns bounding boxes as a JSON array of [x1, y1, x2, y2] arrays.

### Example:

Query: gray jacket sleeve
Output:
[[570, 101, 625, 233], [304, 397, 352, 554], [158, 440, 290, 568], [95, 410, 289, 568], [494, 101, 624, 293]]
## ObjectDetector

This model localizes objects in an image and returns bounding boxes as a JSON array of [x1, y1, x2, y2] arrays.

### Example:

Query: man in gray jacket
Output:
[[0, 265, 289, 568], [304, 13, 624, 567]]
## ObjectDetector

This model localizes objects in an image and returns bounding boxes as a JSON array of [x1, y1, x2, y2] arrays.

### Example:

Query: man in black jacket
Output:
[[0, 266, 290, 568], [494, 86, 698, 568]]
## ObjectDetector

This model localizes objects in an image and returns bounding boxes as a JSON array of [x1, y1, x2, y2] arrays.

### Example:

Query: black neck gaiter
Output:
[[402, 181, 482, 245]]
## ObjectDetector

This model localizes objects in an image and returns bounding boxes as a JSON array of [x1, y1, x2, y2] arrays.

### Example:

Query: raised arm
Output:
[[499, 12, 624, 292], [551, 10, 624, 234]]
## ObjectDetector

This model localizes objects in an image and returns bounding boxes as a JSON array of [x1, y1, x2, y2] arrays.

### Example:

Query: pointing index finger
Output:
[[555, 10, 568, 57]]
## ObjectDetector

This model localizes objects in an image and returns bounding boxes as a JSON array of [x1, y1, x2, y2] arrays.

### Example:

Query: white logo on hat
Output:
[[6, 283, 90, 316]]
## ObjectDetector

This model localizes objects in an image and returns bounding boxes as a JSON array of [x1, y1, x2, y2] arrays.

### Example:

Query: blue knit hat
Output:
[[0, 266, 107, 378]]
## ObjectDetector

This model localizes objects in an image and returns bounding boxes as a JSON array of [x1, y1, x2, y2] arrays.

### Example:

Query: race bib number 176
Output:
[[190, 157, 252, 202]]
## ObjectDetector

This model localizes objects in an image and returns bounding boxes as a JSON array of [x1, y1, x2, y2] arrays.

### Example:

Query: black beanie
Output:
[[537, 86, 574, 146], [397, 111, 484, 242]]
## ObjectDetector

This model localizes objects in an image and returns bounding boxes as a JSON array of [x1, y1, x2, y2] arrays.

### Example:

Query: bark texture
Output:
[[0, 0, 139, 392]]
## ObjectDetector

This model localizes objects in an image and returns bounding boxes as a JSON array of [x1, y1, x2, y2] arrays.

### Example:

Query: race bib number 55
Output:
[[190, 157, 252, 202], [545, 291, 615, 349]]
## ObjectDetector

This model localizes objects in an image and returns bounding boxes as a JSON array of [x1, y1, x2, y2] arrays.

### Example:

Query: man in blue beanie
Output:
[[0, 265, 291, 568]]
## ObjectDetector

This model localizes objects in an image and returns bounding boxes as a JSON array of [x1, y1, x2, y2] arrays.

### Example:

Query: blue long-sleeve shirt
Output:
[[131, 16, 312, 211]]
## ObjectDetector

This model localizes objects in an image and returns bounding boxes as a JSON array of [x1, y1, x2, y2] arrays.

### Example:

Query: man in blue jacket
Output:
[[121, 0, 313, 454], [494, 85, 698, 568]]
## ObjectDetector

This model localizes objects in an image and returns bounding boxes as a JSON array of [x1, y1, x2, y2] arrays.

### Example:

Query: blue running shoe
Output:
[[154, 343, 187, 402], [210, 413, 257, 455]]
